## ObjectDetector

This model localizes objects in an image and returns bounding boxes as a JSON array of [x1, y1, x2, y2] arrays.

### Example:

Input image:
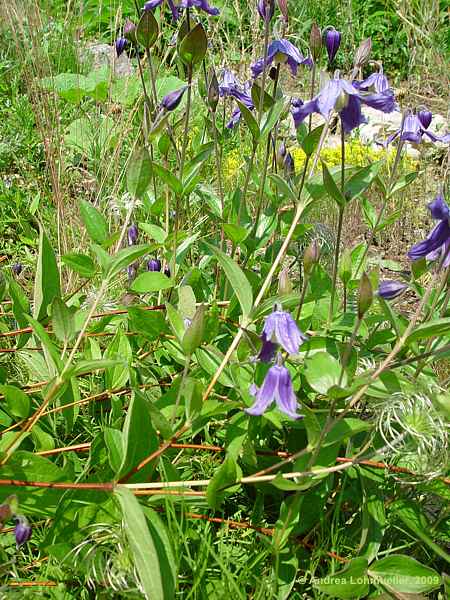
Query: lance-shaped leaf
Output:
[[236, 101, 259, 144], [322, 160, 346, 207], [79, 200, 109, 245], [178, 23, 207, 67], [127, 147, 152, 198], [34, 225, 61, 321], [182, 304, 206, 355], [136, 10, 159, 48], [251, 82, 274, 112]]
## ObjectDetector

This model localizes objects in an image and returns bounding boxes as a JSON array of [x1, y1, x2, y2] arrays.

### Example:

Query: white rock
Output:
[[82, 42, 134, 78]]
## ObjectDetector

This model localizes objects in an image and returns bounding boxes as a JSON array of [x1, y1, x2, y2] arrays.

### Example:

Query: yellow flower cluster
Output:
[[223, 147, 245, 182]]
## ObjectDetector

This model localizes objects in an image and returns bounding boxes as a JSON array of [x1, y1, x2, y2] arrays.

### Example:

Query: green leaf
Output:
[[127, 147, 152, 199], [358, 467, 385, 562], [301, 124, 325, 156], [24, 315, 63, 373], [116, 390, 158, 481], [105, 427, 123, 472], [389, 171, 418, 196], [51, 297, 75, 343], [260, 99, 285, 139], [313, 558, 369, 599], [61, 253, 96, 278], [178, 285, 196, 320], [143, 508, 176, 599], [405, 317, 450, 344], [304, 352, 346, 394], [114, 487, 165, 600], [139, 223, 167, 243], [205, 243, 253, 318], [79, 200, 109, 244], [105, 331, 131, 390], [166, 302, 185, 342], [178, 23, 207, 66], [136, 9, 159, 47], [236, 100, 260, 143], [131, 272, 173, 293], [368, 555, 441, 594], [223, 223, 248, 245], [107, 244, 151, 278], [250, 82, 274, 112], [206, 456, 238, 509], [33, 225, 61, 321], [344, 161, 382, 202], [152, 162, 183, 196], [0, 385, 30, 418], [182, 305, 206, 354], [273, 547, 298, 600], [322, 161, 346, 207]]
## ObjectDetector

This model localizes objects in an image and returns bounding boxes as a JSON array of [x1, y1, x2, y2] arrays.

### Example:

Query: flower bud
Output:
[[324, 27, 341, 63], [276, 141, 287, 169], [277, 0, 288, 22], [278, 267, 293, 295], [309, 22, 322, 62], [303, 239, 320, 276], [115, 38, 128, 57], [127, 264, 137, 283], [182, 304, 206, 354], [127, 223, 139, 246], [378, 280, 408, 300], [123, 19, 137, 43], [284, 152, 295, 179], [147, 258, 162, 272], [14, 516, 32, 548], [161, 86, 187, 111], [207, 68, 219, 111], [12, 263, 23, 276], [358, 272, 373, 318], [418, 109, 432, 130], [353, 37, 372, 70], [257, 0, 275, 22]]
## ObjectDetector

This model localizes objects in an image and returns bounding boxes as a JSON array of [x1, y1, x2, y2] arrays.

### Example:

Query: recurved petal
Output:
[[275, 366, 302, 419], [428, 194, 450, 221], [408, 220, 450, 261], [340, 95, 366, 133]]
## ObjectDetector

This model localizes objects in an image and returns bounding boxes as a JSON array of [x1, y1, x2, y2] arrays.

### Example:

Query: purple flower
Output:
[[378, 280, 408, 300], [251, 39, 312, 79], [14, 516, 31, 548], [246, 359, 302, 419], [258, 331, 277, 363], [257, 0, 275, 22], [161, 86, 187, 111], [324, 28, 341, 63], [262, 307, 307, 355], [284, 151, 295, 179], [219, 69, 239, 97], [127, 223, 139, 246], [382, 110, 450, 146], [11, 263, 23, 276], [408, 194, 450, 268], [178, 0, 220, 15], [292, 75, 396, 134], [115, 38, 128, 57], [144, 0, 179, 21], [147, 258, 162, 272], [127, 264, 137, 283], [123, 19, 137, 40], [356, 70, 390, 94], [164, 265, 171, 277], [221, 78, 255, 129]]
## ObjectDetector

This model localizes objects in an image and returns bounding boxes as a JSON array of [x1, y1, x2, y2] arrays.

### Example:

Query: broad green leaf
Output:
[[61, 253, 96, 278], [344, 161, 382, 202], [273, 547, 298, 600], [0, 385, 30, 418], [136, 9, 159, 47], [24, 315, 63, 373], [139, 222, 167, 243], [178, 285, 196, 320], [178, 23, 207, 66], [236, 101, 260, 143], [131, 272, 173, 293], [304, 352, 346, 394], [31, 424, 55, 452], [273, 493, 302, 551], [107, 244, 151, 278], [389, 171, 418, 196], [260, 99, 285, 139], [368, 555, 441, 594], [206, 456, 238, 509], [127, 147, 152, 199], [250, 82, 274, 112], [322, 161, 346, 207], [313, 558, 369, 599], [79, 200, 109, 244], [7, 278, 31, 348], [182, 305, 206, 354], [358, 467, 385, 562], [105, 427, 123, 472], [105, 331, 131, 390], [34, 225, 61, 321], [152, 162, 183, 196], [205, 243, 253, 318], [143, 508, 176, 598], [128, 307, 168, 341], [51, 297, 75, 343], [114, 487, 165, 600], [223, 223, 248, 245], [301, 124, 325, 156], [406, 317, 450, 344]]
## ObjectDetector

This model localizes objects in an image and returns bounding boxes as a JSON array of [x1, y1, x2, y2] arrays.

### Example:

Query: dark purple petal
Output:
[[428, 193, 450, 221], [127, 223, 139, 246], [11, 263, 23, 275], [316, 78, 345, 117], [147, 258, 162, 272], [422, 130, 450, 144], [418, 109, 432, 129], [178, 0, 220, 15], [257, 0, 275, 22], [115, 38, 128, 56], [252, 39, 310, 79], [408, 220, 450, 261], [245, 366, 278, 416], [378, 280, 408, 300], [144, 0, 164, 8], [400, 114, 422, 144], [264, 310, 305, 355], [274, 365, 302, 419], [219, 69, 239, 97], [360, 89, 397, 113], [291, 98, 317, 128], [161, 86, 187, 111], [357, 72, 389, 94], [324, 28, 341, 63], [14, 517, 32, 548], [226, 106, 242, 128], [340, 95, 366, 133], [258, 332, 277, 363]]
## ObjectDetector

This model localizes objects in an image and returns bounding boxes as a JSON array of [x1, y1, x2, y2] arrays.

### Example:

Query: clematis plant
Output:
[[259, 305, 308, 359], [378, 280, 408, 300], [144, 0, 179, 21], [382, 109, 450, 146], [408, 193, 450, 268], [251, 39, 312, 79]]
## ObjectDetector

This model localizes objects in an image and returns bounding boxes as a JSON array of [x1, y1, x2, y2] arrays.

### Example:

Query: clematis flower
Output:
[[262, 306, 307, 355], [147, 258, 162, 271], [257, 0, 275, 22], [408, 194, 450, 268], [291, 74, 396, 133], [355, 69, 389, 93], [324, 27, 341, 63], [14, 516, 32, 548], [246, 356, 302, 419], [11, 263, 23, 276], [221, 78, 255, 129], [161, 86, 187, 111], [382, 110, 450, 146], [258, 332, 277, 363], [127, 223, 139, 246], [378, 280, 408, 300], [144, 0, 179, 21], [219, 69, 239, 97], [115, 38, 128, 56], [251, 39, 312, 79], [178, 0, 220, 15]]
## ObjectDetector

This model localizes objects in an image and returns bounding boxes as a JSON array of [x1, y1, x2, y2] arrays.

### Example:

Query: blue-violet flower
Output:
[[144, 0, 179, 21], [251, 39, 312, 79], [408, 194, 450, 268], [382, 110, 450, 146], [324, 27, 341, 63], [378, 280, 408, 300], [14, 516, 32, 548], [262, 307, 307, 355]]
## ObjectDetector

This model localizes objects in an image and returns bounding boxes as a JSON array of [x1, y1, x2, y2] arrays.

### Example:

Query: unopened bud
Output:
[[207, 68, 219, 111], [0, 503, 11, 525], [353, 37, 372, 70], [358, 272, 373, 318], [277, 0, 288, 22], [123, 19, 137, 43], [182, 304, 206, 354], [284, 152, 295, 179], [14, 516, 32, 548], [303, 239, 320, 276], [278, 267, 293, 295], [309, 23, 322, 62]]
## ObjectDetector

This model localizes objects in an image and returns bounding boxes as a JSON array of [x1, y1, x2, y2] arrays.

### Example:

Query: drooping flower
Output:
[[408, 194, 450, 268], [127, 264, 137, 283], [257, 0, 275, 22], [219, 74, 255, 129], [147, 258, 162, 272], [251, 39, 312, 79], [324, 27, 341, 63], [164, 265, 171, 277], [219, 69, 239, 97], [178, 0, 220, 16], [381, 110, 450, 146], [14, 516, 32, 548], [283, 151, 295, 179], [246, 357, 302, 419], [292, 74, 396, 133], [355, 68, 389, 93], [115, 38, 128, 57], [144, 0, 179, 21], [258, 331, 277, 363], [262, 306, 307, 355], [378, 280, 408, 300], [161, 86, 187, 111], [127, 223, 139, 246], [11, 263, 23, 276]]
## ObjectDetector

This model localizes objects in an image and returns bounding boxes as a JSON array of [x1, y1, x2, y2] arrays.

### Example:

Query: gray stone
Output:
[[81, 42, 134, 78]]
